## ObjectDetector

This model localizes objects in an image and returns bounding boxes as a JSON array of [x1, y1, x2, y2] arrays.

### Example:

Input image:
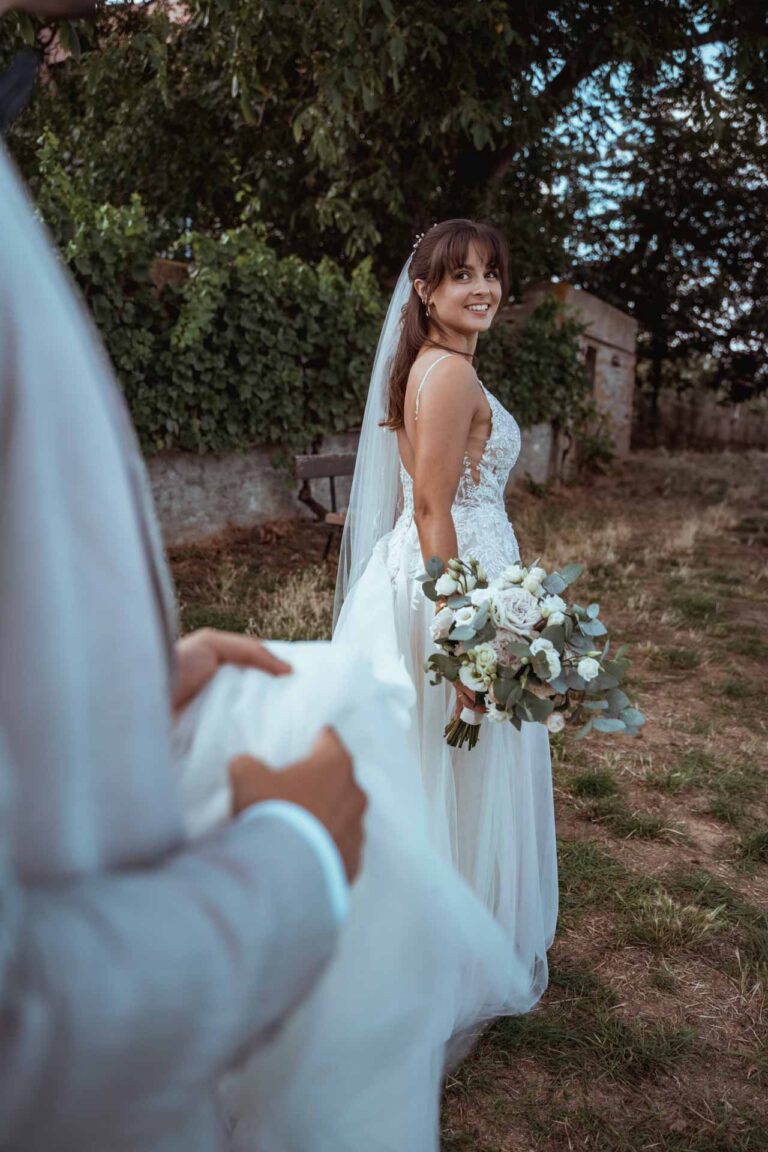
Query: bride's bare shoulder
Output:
[[406, 352, 479, 421]]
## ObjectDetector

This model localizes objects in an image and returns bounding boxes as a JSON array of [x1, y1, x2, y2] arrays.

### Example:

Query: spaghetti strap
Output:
[[414, 353, 454, 420]]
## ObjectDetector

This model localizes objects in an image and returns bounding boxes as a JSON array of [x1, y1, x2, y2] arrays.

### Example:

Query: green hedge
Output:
[[37, 135, 590, 455]]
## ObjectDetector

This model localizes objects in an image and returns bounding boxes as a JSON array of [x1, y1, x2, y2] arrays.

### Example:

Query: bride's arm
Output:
[[411, 358, 479, 572]]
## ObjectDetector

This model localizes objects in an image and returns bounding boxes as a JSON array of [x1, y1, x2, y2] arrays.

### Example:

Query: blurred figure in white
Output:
[[0, 2, 366, 1149]]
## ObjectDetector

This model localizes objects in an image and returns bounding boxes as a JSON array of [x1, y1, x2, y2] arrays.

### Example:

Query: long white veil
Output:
[[332, 257, 414, 628]]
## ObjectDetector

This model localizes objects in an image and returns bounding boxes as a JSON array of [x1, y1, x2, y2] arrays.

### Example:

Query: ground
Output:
[[169, 449, 768, 1151]]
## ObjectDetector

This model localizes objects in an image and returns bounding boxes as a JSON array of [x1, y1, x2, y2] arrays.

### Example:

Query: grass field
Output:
[[169, 449, 768, 1151]]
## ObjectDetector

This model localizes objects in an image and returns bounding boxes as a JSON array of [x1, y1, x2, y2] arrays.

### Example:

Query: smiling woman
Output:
[[333, 218, 558, 1089], [381, 218, 509, 432]]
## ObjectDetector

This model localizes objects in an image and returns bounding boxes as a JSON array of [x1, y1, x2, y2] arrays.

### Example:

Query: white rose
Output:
[[499, 563, 526, 586], [577, 656, 601, 683], [490, 587, 542, 636], [546, 711, 566, 733], [547, 610, 565, 626], [522, 566, 547, 596], [435, 573, 459, 596], [430, 606, 453, 641], [458, 663, 487, 693], [541, 594, 567, 619], [487, 706, 508, 724], [453, 606, 476, 628], [462, 573, 478, 592], [470, 587, 493, 608], [530, 638, 561, 681]]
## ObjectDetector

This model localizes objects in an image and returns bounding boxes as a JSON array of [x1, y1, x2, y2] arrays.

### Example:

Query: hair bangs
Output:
[[428, 220, 508, 298]]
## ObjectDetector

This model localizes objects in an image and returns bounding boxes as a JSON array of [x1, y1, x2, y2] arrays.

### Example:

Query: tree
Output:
[[3, 0, 766, 288], [573, 93, 768, 412]]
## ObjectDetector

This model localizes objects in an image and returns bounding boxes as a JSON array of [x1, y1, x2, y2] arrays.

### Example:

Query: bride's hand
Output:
[[172, 629, 292, 714], [453, 682, 486, 719]]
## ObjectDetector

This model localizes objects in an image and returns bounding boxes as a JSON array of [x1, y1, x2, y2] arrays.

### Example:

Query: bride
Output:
[[173, 218, 557, 1151], [334, 217, 558, 984]]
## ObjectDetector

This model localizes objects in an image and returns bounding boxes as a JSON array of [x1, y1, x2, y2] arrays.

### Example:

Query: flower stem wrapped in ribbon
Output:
[[420, 555, 646, 751]]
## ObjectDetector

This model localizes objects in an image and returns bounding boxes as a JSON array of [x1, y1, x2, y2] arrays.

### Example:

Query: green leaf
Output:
[[620, 707, 646, 728], [542, 573, 566, 595], [492, 678, 514, 706], [505, 641, 531, 659], [426, 556, 445, 579], [574, 719, 594, 740], [541, 623, 565, 650], [593, 717, 627, 733], [430, 653, 459, 681], [582, 698, 609, 710], [446, 594, 470, 609], [580, 619, 607, 637], [606, 688, 631, 713], [559, 563, 584, 587], [60, 23, 82, 61], [587, 602, 600, 619], [522, 693, 555, 722], [450, 625, 476, 641]]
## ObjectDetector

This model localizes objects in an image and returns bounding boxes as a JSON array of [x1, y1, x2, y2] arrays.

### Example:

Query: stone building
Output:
[[507, 282, 639, 458]]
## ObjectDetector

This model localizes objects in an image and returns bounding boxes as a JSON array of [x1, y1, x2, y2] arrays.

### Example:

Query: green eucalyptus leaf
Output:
[[559, 563, 584, 586], [582, 698, 609, 710], [521, 693, 555, 722], [541, 623, 566, 652], [542, 573, 566, 595], [593, 717, 627, 733], [426, 555, 445, 579], [574, 718, 594, 740], [580, 619, 607, 637], [606, 688, 631, 713]]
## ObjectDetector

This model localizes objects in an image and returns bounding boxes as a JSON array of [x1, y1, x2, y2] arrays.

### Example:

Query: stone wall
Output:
[[149, 422, 557, 546]]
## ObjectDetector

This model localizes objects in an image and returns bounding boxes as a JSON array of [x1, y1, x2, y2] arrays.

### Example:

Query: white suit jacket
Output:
[[0, 145, 341, 1151]]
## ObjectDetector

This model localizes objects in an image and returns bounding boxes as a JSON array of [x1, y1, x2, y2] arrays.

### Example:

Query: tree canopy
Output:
[[2, 0, 767, 398]]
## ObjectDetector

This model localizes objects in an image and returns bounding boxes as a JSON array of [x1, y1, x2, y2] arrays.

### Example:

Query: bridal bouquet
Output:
[[420, 556, 646, 750]]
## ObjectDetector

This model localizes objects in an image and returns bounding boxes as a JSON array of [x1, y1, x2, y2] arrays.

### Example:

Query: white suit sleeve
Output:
[[239, 800, 349, 923], [0, 732, 341, 1152]]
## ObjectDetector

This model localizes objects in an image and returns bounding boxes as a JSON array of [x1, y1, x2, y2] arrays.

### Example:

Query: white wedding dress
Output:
[[334, 357, 558, 1008], [172, 264, 557, 1149]]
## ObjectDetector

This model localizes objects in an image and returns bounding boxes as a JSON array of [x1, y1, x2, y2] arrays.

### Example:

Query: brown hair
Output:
[[381, 218, 509, 430]]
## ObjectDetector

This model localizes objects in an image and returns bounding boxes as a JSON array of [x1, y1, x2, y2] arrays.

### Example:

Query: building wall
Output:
[[508, 282, 638, 458]]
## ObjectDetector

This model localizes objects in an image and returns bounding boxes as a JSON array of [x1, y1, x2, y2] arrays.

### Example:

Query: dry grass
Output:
[[168, 448, 768, 1151]]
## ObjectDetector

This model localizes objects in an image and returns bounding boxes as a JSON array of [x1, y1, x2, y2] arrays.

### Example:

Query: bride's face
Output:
[[417, 241, 503, 338]]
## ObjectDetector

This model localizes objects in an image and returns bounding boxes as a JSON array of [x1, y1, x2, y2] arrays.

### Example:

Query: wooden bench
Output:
[[295, 452, 356, 558]]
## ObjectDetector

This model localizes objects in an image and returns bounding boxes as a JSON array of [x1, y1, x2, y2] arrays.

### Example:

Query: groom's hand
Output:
[[172, 629, 292, 714], [229, 729, 367, 883]]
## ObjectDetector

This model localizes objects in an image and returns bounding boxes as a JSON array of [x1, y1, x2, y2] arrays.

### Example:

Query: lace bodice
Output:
[[385, 382, 523, 582]]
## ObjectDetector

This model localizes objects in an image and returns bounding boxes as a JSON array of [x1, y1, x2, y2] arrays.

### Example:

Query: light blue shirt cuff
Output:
[[238, 801, 349, 925]]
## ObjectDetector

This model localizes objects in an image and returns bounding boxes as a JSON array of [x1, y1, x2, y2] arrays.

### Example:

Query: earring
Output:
[[424, 298, 431, 319]]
